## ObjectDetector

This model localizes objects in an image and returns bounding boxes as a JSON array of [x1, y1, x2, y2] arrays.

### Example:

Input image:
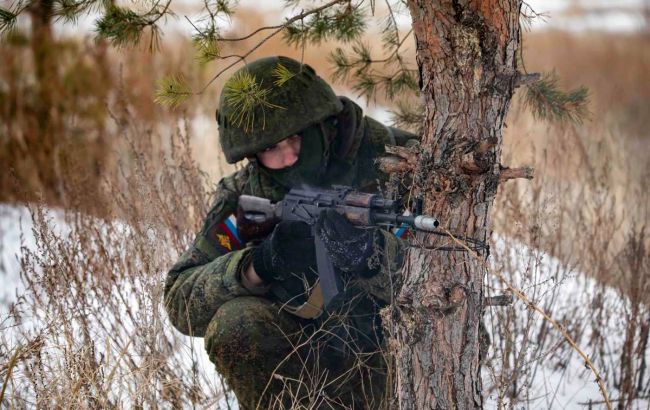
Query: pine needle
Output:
[[95, 6, 149, 48], [193, 34, 221, 65], [0, 7, 17, 33], [154, 75, 193, 108], [272, 63, 298, 87], [389, 100, 424, 134], [284, 2, 366, 46], [53, 0, 93, 24], [222, 70, 285, 133], [524, 72, 589, 124]]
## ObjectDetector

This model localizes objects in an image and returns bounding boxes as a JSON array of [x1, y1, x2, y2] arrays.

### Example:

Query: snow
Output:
[[0, 206, 29, 308], [484, 237, 650, 409], [1, 204, 648, 408], [0, 204, 237, 409]]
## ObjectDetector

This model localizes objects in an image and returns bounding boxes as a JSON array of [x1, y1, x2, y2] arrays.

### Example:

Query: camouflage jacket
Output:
[[164, 98, 416, 337]]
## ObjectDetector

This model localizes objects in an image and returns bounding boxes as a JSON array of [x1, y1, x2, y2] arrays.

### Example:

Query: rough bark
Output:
[[390, 1, 522, 408]]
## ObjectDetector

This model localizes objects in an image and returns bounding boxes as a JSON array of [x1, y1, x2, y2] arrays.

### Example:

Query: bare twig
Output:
[[443, 228, 613, 410], [201, 0, 349, 91], [484, 294, 514, 306], [376, 156, 412, 173], [499, 166, 535, 181], [515, 72, 541, 87]]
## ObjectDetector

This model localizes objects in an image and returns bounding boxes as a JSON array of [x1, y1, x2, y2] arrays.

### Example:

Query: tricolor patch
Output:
[[394, 224, 410, 239], [219, 214, 242, 249], [393, 210, 411, 239], [208, 214, 243, 253]]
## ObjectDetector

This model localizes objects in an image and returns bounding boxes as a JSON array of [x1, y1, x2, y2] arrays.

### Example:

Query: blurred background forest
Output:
[[1, 0, 649, 408]]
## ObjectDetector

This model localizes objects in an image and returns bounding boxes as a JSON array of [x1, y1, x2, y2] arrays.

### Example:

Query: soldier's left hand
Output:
[[315, 209, 383, 277]]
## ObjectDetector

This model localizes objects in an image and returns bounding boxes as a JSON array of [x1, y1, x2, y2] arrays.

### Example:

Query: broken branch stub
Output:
[[499, 166, 535, 181]]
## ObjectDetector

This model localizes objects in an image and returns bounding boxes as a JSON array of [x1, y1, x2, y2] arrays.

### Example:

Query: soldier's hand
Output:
[[252, 220, 316, 283], [315, 209, 383, 277]]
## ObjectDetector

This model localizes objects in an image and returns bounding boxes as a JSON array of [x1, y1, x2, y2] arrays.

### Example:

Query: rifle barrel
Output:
[[372, 213, 439, 231]]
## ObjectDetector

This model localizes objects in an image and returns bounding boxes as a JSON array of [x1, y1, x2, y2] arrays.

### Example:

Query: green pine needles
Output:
[[284, 2, 366, 46], [193, 32, 221, 65], [0, 6, 18, 33], [189, 0, 237, 64], [53, 0, 97, 24], [329, 41, 418, 102], [525, 72, 589, 124], [95, 6, 151, 48], [223, 70, 285, 133], [95, 1, 171, 50], [390, 100, 424, 134], [154, 75, 193, 108], [272, 63, 298, 87]]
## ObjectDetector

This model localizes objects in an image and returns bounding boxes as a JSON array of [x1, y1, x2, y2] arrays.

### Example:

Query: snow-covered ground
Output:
[[0, 205, 235, 408], [1, 204, 648, 408]]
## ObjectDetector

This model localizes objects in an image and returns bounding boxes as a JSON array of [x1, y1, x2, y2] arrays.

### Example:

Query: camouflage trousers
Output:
[[204, 296, 388, 410]]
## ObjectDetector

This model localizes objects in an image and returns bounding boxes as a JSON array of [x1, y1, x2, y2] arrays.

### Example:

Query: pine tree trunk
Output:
[[391, 1, 522, 408], [28, 0, 65, 203]]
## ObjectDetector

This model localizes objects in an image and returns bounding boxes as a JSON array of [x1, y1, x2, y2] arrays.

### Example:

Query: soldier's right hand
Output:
[[252, 221, 317, 283]]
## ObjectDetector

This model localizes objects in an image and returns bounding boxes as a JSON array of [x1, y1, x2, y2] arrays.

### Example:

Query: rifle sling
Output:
[[281, 281, 324, 319]]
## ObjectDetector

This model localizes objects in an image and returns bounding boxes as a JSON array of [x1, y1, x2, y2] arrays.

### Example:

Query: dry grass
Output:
[[0, 10, 649, 409], [499, 30, 650, 293]]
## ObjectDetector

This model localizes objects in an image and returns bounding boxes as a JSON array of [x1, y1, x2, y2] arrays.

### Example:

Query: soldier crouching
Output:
[[164, 56, 416, 409]]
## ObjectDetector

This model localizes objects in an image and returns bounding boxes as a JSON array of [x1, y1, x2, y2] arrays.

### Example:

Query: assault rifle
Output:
[[237, 185, 440, 305]]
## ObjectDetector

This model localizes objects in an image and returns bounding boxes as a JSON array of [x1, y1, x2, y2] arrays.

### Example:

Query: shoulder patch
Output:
[[206, 214, 243, 253]]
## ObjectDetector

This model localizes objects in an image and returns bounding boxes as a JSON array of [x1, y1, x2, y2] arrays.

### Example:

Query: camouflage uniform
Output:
[[164, 58, 416, 409]]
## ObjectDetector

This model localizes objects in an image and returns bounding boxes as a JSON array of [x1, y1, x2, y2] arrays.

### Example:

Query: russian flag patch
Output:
[[208, 214, 243, 252]]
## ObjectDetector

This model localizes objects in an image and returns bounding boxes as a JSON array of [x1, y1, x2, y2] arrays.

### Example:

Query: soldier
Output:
[[164, 56, 417, 409]]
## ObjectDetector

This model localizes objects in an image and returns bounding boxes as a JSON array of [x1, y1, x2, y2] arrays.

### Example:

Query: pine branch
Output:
[[207, 0, 235, 15], [284, 1, 366, 46], [272, 63, 298, 87], [389, 100, 424, 134], [201, 0, 349, 92], [520, 2, 548, 30], [95, 1, 172, 49], [96, 6, 149, 47], [352, 72, 378, 102], [154, 75, 193, 108], [53, 0, 100, 24], [384, 68, 418, 99], [0, 1, 27, 34], [187, 0, 237, 64], [190, 21, 222, 64], [524, 72, 589, 124], [326, 9, 415, 102], [222, 70, 285, 133]]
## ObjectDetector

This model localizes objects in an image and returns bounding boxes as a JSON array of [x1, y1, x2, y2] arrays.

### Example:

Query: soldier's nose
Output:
[[281, 143, 299, 167], [283, 151, 299, 167]]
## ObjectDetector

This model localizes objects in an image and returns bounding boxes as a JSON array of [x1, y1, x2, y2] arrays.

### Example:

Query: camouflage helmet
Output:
[[217, 56, 343, 163]]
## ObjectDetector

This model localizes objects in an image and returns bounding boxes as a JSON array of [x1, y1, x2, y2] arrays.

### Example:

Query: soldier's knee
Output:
[[204, 296, 294, 368]]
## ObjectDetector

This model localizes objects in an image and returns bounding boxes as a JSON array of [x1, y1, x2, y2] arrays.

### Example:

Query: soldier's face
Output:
[[256, 134, 302, 170]]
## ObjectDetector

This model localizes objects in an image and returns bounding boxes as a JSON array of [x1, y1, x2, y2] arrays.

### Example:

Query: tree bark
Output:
[[391, 1, 522, 408]]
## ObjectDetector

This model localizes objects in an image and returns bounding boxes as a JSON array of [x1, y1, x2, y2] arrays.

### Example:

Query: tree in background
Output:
[[1, 0, 113, 208], [0, 0, 593, 407]]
